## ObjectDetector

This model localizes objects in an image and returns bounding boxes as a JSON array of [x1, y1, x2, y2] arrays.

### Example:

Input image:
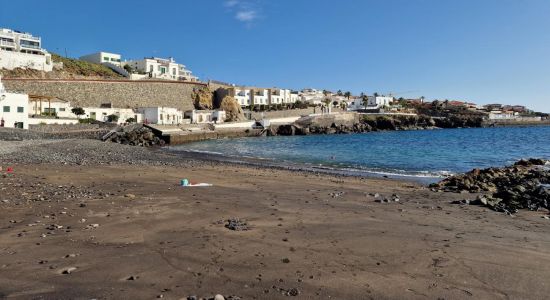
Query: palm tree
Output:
[[337, 90, 343, 96], [344, 91, 352, 100], [362, 95, 369, 107]]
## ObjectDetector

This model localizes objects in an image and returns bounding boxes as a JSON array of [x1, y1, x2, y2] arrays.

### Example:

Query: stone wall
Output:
[[3, 79, 205, 111]]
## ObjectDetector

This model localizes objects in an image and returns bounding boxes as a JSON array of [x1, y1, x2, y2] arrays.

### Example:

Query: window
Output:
[[59, 108, 66, 111], [17, 107, 24, 113], [104, 57, 109, 61], [3, 106, 10, 112]]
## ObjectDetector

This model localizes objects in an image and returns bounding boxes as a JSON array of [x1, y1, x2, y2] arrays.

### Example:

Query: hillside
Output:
[[0, 53, 123, 79]]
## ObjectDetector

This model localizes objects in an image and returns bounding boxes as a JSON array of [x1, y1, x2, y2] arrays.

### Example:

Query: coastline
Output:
[[1, 139, 550, 299]]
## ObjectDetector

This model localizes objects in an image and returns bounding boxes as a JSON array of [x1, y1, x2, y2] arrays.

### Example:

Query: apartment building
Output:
[[0, 28, 53, 71]]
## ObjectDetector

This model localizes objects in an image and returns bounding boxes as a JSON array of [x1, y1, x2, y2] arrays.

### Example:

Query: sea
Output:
[[168, 126, 550, 182]]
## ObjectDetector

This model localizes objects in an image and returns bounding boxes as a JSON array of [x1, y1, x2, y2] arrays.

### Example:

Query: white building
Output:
[[185, 110, 226, 124], [82, 107, 143, 124], [367, 95, 394, 108], [79, 52, 122, 67], [137, 107, 183, 125], [300, 88, 326, 105], [226, 87, 299, 107], [488, 111, 518, 120], [0, 28, 53, 72], [124, 57, 198, 82], [0, 76, 29, 129], [252, 89, 269, 106], [347, 97, 367, 111], [233, 88, 252, 106], [28, 96, 73, 118]]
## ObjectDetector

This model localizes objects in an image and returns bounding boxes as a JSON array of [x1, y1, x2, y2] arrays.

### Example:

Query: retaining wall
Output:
[[3, 79, 205, 111]]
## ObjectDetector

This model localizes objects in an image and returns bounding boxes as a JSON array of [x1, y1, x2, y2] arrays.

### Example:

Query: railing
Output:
[[20, 43, 41, 50], [0, 40, 15, 47]]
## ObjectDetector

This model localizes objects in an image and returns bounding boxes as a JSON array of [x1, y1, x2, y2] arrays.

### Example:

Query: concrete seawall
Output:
[[3, 79, 204, 111]]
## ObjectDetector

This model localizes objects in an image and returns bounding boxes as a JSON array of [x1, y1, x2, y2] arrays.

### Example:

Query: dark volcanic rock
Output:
[[431, 159, 550, 214]]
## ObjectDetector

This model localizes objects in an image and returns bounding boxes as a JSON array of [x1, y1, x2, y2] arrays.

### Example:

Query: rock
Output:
[[287, 288, 300, 296], [431, 158, 550, 214], [124, 193, 136, 199], [214, 295, 225, 300], [225, 218, 250, 231], [187, 296, 198, 300]]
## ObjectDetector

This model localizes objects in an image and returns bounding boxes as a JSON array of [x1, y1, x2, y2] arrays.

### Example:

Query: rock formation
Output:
[[102, 124, 165, 147], [219, 96, 246, 122], [431, 158, 550, 214], [192, 87, 214, 110]]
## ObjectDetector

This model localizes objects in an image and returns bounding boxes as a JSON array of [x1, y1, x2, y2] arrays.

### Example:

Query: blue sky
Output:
[[1, 0, 550, 112]]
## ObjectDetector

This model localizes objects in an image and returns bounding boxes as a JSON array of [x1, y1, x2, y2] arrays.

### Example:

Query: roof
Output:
[[28, 94, 67, 102]]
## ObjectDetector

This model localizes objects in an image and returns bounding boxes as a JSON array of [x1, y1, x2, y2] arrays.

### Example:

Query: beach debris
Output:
[[330, 191, 345, 198], [124, 193, 136, 199], [225, 218, 250, 231], [85, 224, 100, 230], [374, 194, 400, 203], [61, 267, 77, 274], [281, 258, 290, 264], [431, 158, 550, 214]]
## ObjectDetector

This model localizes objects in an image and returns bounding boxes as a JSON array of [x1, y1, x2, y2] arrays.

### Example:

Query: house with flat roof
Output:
[[124, 57, 198, 82], [0, 28, 53, 72], [137, 107, 183, 125], [80, 51, 122, 67], [0, 76, 29, 129]]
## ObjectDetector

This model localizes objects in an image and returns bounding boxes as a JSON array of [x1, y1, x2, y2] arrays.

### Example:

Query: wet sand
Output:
[[1, 160, 550, 299]]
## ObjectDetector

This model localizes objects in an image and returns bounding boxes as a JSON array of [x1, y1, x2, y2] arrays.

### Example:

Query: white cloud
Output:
[[224, 0, 239, 8], [224, 0, 261, 24], [235, 10, 258, 22]]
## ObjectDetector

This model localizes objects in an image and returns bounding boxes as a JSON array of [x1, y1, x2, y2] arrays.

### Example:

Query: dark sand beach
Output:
[[1, 140, 549, 299]]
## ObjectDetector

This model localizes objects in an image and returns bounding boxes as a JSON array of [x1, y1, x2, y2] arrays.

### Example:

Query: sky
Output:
[[1, 0, 550, 112]]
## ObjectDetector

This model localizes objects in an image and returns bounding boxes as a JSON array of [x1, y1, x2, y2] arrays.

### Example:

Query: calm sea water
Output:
[[169, 127, 550, 179]]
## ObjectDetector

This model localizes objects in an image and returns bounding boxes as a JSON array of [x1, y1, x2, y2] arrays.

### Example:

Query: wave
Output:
[[169, 148, 450, 180]]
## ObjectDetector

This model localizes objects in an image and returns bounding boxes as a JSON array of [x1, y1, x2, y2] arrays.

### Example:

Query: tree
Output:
[[323, 98, 332, 106], [344, 91, 352, 100], [123, 64, 133, 73], [107, 114, 119, 123], [126, 117, 136, 123], [71, 107, 85, 119], [337, 90, 343, 96], [374, 92, 379, 97]]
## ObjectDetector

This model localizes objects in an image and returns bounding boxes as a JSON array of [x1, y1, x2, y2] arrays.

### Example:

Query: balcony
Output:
[[0, 40, 15, 48], [20, 43, 41, 50]]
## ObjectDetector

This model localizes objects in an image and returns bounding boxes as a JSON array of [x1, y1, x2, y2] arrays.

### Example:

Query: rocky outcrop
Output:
[[219, 96, 246, 122], [192, 87, 214, 110], [433, 115, 484, 128], [363, 115, 437, 131], [102, 124, 165, 147], [430, 159, 550, 214]]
